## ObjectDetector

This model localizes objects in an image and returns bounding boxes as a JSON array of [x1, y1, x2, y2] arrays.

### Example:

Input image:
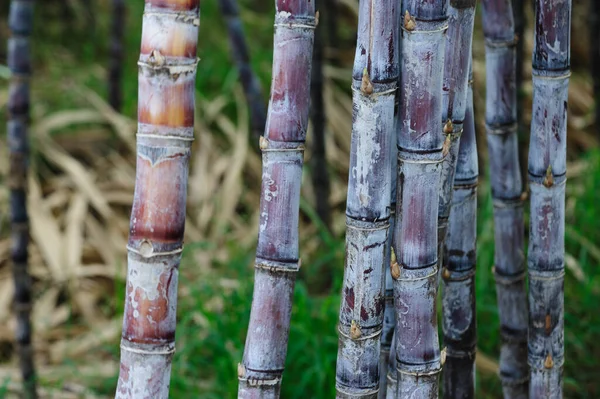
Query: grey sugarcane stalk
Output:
[[109, 0, 125, 111], [237, 1, 315, 397], [481, 0, 529, 396], [442, 64, 477, 399], [218, 0, 266, 143], [379, 4, 402, 397], [8, 1, 37, 397], [437, 0, 476, 284], [115, 1, 200, 397], [528, 0, 571, 396], [438, 0, 477, 397], [336, 0, 398, 397], [393, 2, 448, 397]]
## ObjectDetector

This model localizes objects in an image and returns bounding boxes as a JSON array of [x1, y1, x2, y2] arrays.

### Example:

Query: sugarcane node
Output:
[[543, 164, 554, 187], [443, 119, 453, 134], [259, 135, 269, 150], [544, 353, 554, 369], [442, 267, 451, 280], [404, 10, 416, 31], [237, 363, 246, 378], [545, 314, 552, 335], [360, 68, 373, 95], [149, 49, 165, 66], [350, 320, 361, 339]]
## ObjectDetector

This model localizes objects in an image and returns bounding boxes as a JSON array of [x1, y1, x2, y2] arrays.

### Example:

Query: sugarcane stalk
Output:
[[528, 0, 571, 396], [481, 0, 529, 396], [442, 64, 477, 399], [115, 1, 200, 397], [109, 0, 125, 111], [7, 1, 37, 398], [393, 2, 448, 397], [437, 0, 476, 281], [218, 0, 267, 143], [237, 1, 315, 397], [512, 0, 528, 191], [335, 0, 398, 397], [310, 16, 332, 229]]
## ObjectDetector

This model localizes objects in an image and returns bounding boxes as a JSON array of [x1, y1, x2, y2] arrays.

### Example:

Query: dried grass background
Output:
[[0, 0, 598, 397]]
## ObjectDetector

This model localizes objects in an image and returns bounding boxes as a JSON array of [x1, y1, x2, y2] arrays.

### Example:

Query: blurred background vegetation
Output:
[[0, 0, 598, 397]]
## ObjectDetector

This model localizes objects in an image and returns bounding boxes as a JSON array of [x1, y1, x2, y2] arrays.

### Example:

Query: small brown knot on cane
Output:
[[350, 320, 362, 339], [361, 68, 373, 95], [404, 11, 416, 31]]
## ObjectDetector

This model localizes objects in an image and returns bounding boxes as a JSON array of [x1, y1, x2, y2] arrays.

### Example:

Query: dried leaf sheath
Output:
[[480, 0, 528, 396], [442, 65, 478, 399], [336, 0, 398, 397], [393, 1, 448, 397], [115, 1, 200, 397], [528, 0, 571, 396], [8, 0, 37, 397], [238, 1, 315, 397]]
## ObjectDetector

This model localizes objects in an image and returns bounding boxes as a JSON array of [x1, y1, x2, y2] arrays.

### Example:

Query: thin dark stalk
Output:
[[512, 0, 528, 190], [218, 0, 267, 143], [109, 0, 125, 111], [590, 0, 600, 139], [7, 1, 37, 397], [310, 19, 331, 229], [528, 0, 571, 396]]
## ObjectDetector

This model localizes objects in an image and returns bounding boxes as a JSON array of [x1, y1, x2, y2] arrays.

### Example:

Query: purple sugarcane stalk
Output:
[[7, 1, 37, 397], [442, 64, 478, 399], [393, 1, 448, 397], [481, 0, 529, 396], [438, 0, 477, 397], [115, 1, 200, 397], [237, 1, 316, 397], [336, 0, 398, 397], [218, 0, 267, 143], [528, 0, 571, 396]]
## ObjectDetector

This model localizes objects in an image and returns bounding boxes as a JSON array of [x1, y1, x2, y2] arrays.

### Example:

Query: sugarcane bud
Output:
[[440, 347, 447, 366], [544, 353, 554, 369], [390, 248, 401, 280], [443, 119, 453, 134], [149, 49, 165, 66], [545, 314, 552, 335], [139, 240, 154, 258], [237, 363, 246, 378], [315, 10, 320, 27], [520, 190, 529, 202], [543, 164, 554, 187], [350, 320, 362, 339], [442, 267, 451, 280], [404, 11, 416, 31], [361, 68, 373, 95], [259, 135, 269, 150]]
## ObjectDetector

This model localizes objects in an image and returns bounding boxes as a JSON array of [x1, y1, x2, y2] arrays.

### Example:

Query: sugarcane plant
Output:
[[481, 0, 529, 396], [237, 1, 316, 397], [393, 1, 448, 396], [335, 0, 398, 397], [528, 0, 571, 396], [218, 0, 266, 143], [7, 0, 37, 397], [442, 63, 478, 398], [115, 0, 200, 397], [108, 0, 125, 111]]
